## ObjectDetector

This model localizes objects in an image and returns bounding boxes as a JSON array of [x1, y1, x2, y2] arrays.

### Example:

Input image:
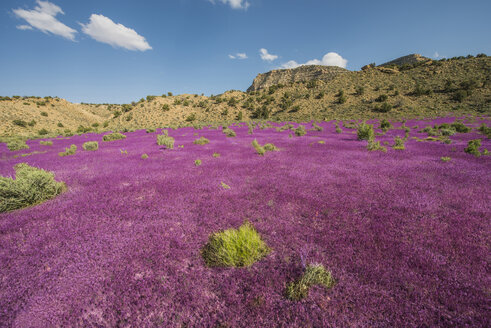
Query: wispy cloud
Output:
[[433, 51, 440, 58], [260, 48, 278, 62], [281, 52, 348, 69], [209, 0, 250, 10], [80, 14, 152, 51], [12, 0, 77, 40], [229, 52, 248, 59], [16, 25, 33, 30]]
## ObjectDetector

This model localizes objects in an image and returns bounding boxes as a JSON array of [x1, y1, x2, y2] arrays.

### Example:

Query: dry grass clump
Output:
[[59, 144, 77, 157], [82, 141, 99, 151], [193, 137, 210, 145], [157, 134, 175, 149], [285, 264, 335, 301], [103, 132, 126, 142]]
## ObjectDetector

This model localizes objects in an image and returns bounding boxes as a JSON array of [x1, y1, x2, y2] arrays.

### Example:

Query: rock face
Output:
[[380, 54, 430, 67], [247, 65, 348, 92]]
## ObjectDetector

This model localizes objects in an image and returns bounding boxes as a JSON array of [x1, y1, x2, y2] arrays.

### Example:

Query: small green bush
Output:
[[375, 94, 388, 102], [7, 139, 29, 151], [39, 141, 52, 146], [194, 159, 202, 166], [478, 124, 491, 138], [464, 139, 481, 157], [59, 144, 77, 157], [263, 143, 277, 151], [38, 128, 49, 135], [213, 152, 220, 158], [146, 128, 156, 133], [357, 123, 374, 140], [82, 141, 99, 151], [0, 163, 65, 213], [285, 264, 335, 301], [367, 139, 387, 152], [294, 125, 306, 136], [40, 111, 48, 116], [103, 132, 126, 142], [311, 122, 323, 131], [223, 127, 236, 137], [252, 139, 266, 155], [441, 157, 451, 162], [193, 137, 210, 145], [379, 119, 392, 131], [451, 121, 471, 133], [13, 119, 28, 127], [57, 122, 64, 128], [201, 222, 270, 267], [392, 136, 405, 150], [141, 154, 149, 159], [157, 135, 175, 149]]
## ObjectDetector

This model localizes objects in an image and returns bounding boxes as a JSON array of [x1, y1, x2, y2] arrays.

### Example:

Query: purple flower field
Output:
[[1, 118, 490, 327]]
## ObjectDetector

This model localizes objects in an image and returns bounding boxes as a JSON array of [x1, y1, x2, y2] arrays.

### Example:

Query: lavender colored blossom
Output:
[[0, 117, 490, 327]]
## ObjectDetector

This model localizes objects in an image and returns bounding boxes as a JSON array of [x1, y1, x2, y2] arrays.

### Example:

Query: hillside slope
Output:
[[1, 55, 490, 138]]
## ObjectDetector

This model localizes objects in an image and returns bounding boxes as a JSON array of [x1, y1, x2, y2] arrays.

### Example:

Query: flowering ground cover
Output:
[[0, 117, 490, 327]]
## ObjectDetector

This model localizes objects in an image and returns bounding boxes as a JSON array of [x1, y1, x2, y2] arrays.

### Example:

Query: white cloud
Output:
[[260, 48, 278, 61], [209, 0, 250, 10], [229, 52, 247, 59], [80, 14, 152, 51], [281, 52, 348, 69], [16, 25, 33, 30], [433, 51, 440, 58], [12, 0, 77, 40]]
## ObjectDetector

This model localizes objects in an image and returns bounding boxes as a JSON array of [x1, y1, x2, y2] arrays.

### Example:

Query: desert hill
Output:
[[1, 54, 490, 139]]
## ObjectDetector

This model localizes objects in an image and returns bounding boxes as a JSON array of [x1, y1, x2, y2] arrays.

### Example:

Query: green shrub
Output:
[[57, 122, 64, 128], [285, 264, 335, 301], [13, 119, 28, 127], [59, 144, 77, 157], [82, 141, 99, 151], [373, 102, 392, 113], [7, 139, 29, 151], [157, 135, 175, 149], [213, 152, 220, 158], [464, 139, 481, 157], [451, 121, 471, 133], [263, 143, 277, 151], [252, 139, 265, 155], [441, 157, 451, 162], [91, 123, 99, 128], [146, 128, 156, 133], [38, 128, 49, 135], [311, 122, 323, 131], [367, 139, 387, 152], [223, 127, 236, 137], [194, 159, 202, 166], [28, 120, 36, 127], [357, 123, 374, 140], [0, 163, 65, 213], [201, 222, 270, 267], [294, 125, 306, 136], [478, 124, 491, 138], [40, 111, 48, 116], [193, 137, 210, 145], [355, 86, 365, 95], [375, 94, 388, 102], [141, 153, 148, 159], [186, 113, 196, 122], [453, 90, 469, 102], [392, 136, 405, 150], [379, 119, 392, 131], [39, 141, 52, 146], [103, 132, 126, 142]]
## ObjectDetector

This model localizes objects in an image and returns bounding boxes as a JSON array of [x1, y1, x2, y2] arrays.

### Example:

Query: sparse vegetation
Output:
[[58, 144, 77, 157], [193, 136, 210, 145], [285, 264, 335, 301], [294, 125, 306, 136], [157, 135, 175, 149], [464, 139, 482, 157], [357, 123, 374, 140], [39, 141, 52, 146], [223, 127, 236, 137]]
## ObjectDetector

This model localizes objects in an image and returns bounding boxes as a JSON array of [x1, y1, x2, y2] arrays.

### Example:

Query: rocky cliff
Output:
[[379, 54, 430, 67], [247, 65, 348, 92]]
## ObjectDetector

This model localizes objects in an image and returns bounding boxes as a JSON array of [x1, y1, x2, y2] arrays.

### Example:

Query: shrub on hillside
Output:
[[103, 132, 126, 142], [311, 122, 323, 131], [39, 141, 52, 146], [157, 135, 175, 149], [392, 136, 405, 150], [478, 124, 491, 138], [59, 144, 77, 157], [40, 111, 48, 116], [0, 163, 65, 213], [193, 137, 210, 145], [373, 102, 392, 113], [451, 121, 471, 133], [7, 139, 29, 151], [201, 222, 270, 267], [357, 123, 374, 140], [223, 127, 236, 137], [464, 139, 481, 157], [375, 94, 388, 102], [82, 141, 99, 151], [13, 120, 28, 127], [379, 119, 392, 131], [146, 128, 156, 133], [294, 125, 307, 136], [367, 139, 387, 152], [38, 128, 49, 135], [285, 264, 335, 301]]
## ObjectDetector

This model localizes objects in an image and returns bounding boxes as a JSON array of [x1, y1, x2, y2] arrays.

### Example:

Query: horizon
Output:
[[1, 0, 490, 104]]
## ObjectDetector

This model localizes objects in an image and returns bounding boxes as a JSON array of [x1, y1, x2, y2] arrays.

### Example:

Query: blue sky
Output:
[[1, 0, 490, 104]]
